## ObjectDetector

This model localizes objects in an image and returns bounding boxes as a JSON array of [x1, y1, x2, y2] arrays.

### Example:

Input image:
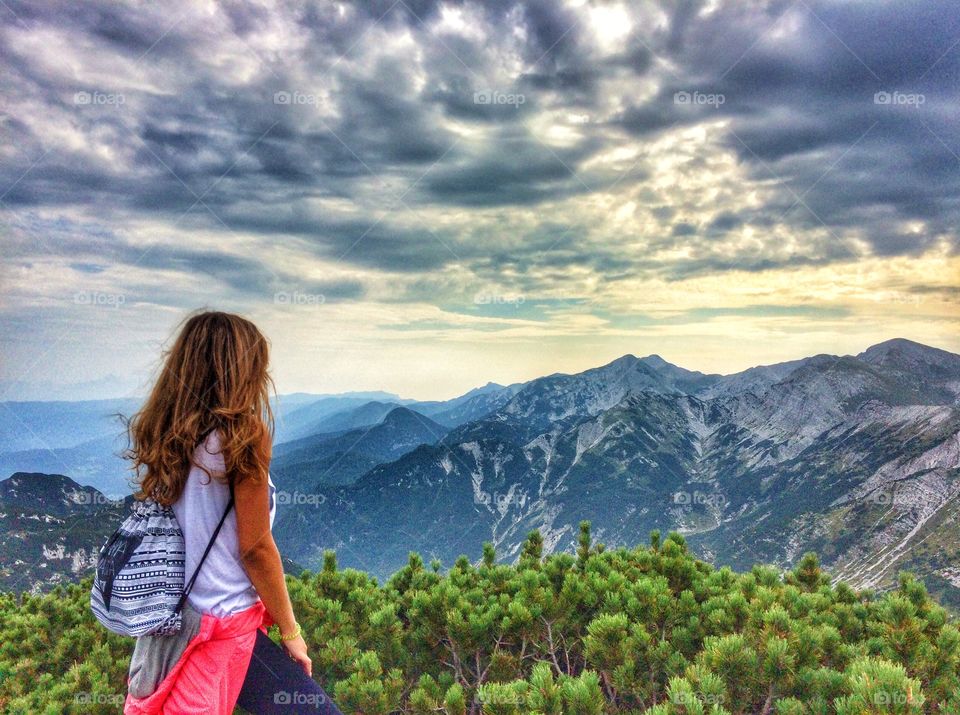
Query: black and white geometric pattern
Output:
[[90, 499, 186, 637]]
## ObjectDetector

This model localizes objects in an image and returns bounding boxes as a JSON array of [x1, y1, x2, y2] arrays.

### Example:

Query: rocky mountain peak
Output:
[[0, 472, 111, 516], [858, 338, 960, 376], [381, 406, 437, 429]]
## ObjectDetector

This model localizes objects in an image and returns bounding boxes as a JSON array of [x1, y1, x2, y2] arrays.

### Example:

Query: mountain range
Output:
[[269, 338, 960, 609], [0, 391, 410, 496], [0, 472, 131, 592], [2, 338, 958, 608], [0, 471, 303, 593]]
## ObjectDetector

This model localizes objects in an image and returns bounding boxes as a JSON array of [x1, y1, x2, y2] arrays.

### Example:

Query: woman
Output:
[[122, 310, 343, 714]]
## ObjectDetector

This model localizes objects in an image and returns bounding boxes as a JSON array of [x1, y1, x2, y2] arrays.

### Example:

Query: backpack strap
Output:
[[174, 481, 235, 615]]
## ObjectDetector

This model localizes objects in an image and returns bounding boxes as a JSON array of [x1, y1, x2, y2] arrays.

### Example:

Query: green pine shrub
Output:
[[0, 528, 957, 713]]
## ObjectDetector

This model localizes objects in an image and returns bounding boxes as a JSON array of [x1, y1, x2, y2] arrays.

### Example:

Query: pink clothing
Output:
[[124, 601, 272, 714]]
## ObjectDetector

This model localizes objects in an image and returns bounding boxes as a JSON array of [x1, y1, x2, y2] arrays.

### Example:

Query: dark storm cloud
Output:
[[224, 211, 465, 273], [0, 0, 957, 291], [618, 0, 960, 256], [335, 72, 454, 166], [421, 129, 598, 207], [708, 212, 743, 235], [5, 212, 365, 301]]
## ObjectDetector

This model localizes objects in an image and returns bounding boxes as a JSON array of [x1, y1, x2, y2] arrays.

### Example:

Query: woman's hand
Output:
[[281, 634, 312, 677]]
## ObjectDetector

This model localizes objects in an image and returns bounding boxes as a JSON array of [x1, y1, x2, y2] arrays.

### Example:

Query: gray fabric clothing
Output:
[[127, 602, 203, 698]]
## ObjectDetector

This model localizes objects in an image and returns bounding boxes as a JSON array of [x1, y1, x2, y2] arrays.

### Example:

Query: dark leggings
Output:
[[237, 630, 344, 714]]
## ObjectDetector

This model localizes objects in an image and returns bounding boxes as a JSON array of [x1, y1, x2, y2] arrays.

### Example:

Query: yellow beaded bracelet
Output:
[[279, 623, 302, 641]]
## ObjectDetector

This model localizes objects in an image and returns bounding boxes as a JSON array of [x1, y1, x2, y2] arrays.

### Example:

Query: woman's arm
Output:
[[234, 432, 311, 675]]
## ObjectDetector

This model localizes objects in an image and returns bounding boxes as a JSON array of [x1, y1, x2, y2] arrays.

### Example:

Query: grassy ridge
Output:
[[0, 527, 958, 713]]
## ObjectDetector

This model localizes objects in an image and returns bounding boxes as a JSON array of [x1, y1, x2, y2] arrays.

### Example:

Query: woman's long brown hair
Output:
[[126, 310, 274, 505]]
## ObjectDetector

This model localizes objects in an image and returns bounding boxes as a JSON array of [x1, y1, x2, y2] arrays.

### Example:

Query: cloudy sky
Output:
[[1, 0, 958, 401]]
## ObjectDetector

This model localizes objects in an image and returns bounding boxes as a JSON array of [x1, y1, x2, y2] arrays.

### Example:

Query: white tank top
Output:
[[172, 430, 276, 618]]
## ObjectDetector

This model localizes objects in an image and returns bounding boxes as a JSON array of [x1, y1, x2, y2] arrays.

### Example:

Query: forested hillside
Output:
[[1, 528, 958, 714]]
